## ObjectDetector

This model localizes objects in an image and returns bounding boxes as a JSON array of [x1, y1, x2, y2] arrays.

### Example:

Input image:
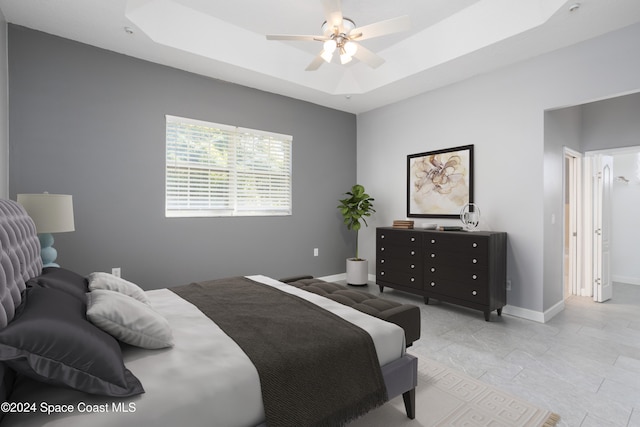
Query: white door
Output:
[[593, 155, 613, 302]]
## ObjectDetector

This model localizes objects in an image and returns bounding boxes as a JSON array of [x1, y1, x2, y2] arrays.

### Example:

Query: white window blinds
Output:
[[166, 115, 292, 217]]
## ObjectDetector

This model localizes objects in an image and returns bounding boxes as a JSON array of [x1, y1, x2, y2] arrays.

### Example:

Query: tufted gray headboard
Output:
[[0, 199, 42, 328]]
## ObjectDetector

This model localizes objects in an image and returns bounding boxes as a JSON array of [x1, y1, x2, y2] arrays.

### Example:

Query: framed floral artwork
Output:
[[407, 145, 474, 218]]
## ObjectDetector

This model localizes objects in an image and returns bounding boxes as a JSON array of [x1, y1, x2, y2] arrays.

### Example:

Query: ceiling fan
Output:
[[266, 0, 410, 71]]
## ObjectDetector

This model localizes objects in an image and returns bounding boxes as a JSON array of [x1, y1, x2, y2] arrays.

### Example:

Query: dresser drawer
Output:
[[377, 269, 422, 290], [378, 244, 420, 260], [424, 249, 488, 268], [424, 233, 488, 252], [377, 229, 421, 247], [424, 276, 489, 304], [378, 256, 421, 273]]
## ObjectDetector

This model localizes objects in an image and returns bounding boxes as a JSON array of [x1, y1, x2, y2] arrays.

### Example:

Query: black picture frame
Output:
[[407, 145, 474, 218]]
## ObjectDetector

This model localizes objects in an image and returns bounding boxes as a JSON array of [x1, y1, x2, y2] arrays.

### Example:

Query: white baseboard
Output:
[[501, 306, 545, 323], [612, 275, 640, 286], [543, 300, 565, 322], [501, 300, 564, 323]]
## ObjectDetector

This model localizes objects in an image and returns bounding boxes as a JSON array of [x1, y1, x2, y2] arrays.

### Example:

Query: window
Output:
[[166, 115, 292, 217]]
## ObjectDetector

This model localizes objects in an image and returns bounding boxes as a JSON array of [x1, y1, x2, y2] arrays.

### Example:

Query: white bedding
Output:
[[3, 275, 405, 427]]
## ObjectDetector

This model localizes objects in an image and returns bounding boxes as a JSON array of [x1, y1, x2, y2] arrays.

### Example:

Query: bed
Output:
[[0, 198, 417, 426]]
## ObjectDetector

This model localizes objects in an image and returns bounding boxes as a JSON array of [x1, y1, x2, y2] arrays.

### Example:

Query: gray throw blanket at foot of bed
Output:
[[171, 276, 387, 427]]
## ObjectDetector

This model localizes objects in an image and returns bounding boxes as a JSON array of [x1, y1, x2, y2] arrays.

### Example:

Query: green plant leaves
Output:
[[337, 184, 376, 259]]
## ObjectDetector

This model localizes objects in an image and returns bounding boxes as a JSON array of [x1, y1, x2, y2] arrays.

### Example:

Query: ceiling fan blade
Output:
[[266, 34, 328, 42], [322, 0, 344, 33], [352, 44, 385, 69], [350, 15, 411, 41], [305, 53, 326, 71]]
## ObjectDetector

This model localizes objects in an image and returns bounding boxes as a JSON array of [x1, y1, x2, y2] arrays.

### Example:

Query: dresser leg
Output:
[[497, 308, 502, 316], [378, 284, 384, 292], [484, 311, 490, 321], [424, 297, 429, 305]]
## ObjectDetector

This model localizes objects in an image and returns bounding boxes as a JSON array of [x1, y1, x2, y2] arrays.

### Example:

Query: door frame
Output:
[[563, 147, 583, 298]]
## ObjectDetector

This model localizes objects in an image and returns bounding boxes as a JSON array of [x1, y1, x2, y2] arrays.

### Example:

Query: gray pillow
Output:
[[0, 286, 144, 397], [26, 267, 88, 302]]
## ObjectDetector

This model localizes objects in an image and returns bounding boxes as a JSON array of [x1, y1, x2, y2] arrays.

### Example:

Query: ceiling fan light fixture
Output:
[[320, 49, 334, 63], [267, 8, 410, 71], [343, 40, 358, 57], [340, 50, 352, 65], [323, 39, 337, 54]]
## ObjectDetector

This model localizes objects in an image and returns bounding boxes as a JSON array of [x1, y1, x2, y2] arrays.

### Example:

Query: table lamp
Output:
[[17, 193, 75, 267]]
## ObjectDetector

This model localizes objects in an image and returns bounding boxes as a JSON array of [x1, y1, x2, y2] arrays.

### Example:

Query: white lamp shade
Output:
[[343, 41, 358, 57], [323, 39, 337, 54], [17, 193, 75, 233], [340, 52, 352, 65], [320, 49, 334, 63]]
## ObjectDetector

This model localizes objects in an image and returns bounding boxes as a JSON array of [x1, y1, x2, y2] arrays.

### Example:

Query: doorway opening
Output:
[[583, 146, 640, 303]]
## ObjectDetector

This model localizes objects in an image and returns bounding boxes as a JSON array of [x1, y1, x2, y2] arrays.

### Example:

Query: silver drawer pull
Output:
[[410, 264, 415, 269], [410, 277, 415, 282], [381, 247, 385, 251], [430, 282, 436, 287], [431, 253, 436, 258], [380, 259, 385, 264], [431, 267, 436, 272], [380, 271, 385, 276], [431, 239, 436, 244], [410, 237, 416, 242], [472, 242, 478, 248], [410, 251, 415, 256], [472, 274, 477, 280], [381, 235, 385, 239], [472, 258, 477, 264], [472, 290, 477, 296]]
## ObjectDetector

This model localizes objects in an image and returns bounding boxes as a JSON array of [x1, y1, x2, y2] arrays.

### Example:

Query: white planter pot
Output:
[[346, 258, 368, 286]]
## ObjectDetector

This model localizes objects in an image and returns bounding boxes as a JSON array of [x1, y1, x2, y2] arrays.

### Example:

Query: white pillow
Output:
[[88, 272, 150, 305], [86, 289, 174, 349]]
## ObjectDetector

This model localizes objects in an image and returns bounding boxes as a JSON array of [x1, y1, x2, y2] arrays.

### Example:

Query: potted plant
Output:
[[338, 184, 376, 285]]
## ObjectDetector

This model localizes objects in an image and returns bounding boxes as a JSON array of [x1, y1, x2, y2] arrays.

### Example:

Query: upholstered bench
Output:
[[280, 276, 421, 347]]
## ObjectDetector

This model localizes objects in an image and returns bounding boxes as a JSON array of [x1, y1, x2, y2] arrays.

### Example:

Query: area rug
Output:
[[349, 354, 560, 427]]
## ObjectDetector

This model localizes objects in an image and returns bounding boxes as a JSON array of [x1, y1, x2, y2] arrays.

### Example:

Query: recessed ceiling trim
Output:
[[2, 0, 638, 114], [127, 0, 568, 97]]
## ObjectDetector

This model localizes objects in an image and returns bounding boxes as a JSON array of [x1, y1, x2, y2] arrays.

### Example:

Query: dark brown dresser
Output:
[[376, 227, 507, 321]]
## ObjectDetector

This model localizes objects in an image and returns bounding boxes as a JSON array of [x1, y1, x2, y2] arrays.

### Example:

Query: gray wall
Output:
[[543, 106, 582, 308], [8, 25, 357, 289], [612, 150, 640, 285], [582, 92, 640, 152]]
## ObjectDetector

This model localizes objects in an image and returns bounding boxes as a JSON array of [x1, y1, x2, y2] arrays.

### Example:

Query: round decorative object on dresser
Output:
[[460, 203, 481, 230]]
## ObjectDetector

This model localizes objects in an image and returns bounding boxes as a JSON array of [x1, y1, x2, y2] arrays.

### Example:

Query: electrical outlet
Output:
[[506, 279, 512, 291], [313, 248, 319, 257], [112, 267, 121, 278]]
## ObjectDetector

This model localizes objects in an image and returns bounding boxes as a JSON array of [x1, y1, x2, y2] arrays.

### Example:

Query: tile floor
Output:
[[352, 281, 640, 427]]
